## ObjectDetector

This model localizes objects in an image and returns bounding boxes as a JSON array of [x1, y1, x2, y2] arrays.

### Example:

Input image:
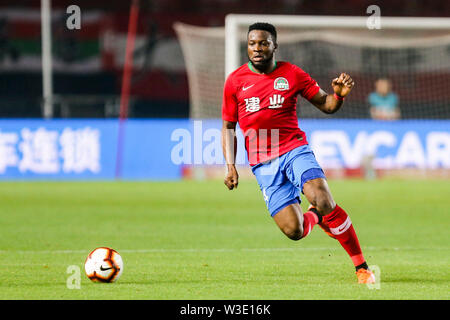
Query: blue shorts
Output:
[[251, 144, 326, 217]]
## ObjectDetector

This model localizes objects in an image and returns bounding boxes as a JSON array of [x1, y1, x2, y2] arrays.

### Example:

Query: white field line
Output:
[[0, 246, 447, 255]]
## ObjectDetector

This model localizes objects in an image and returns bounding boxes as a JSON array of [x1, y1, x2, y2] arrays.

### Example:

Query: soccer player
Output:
[[221, 22, 375, 284]]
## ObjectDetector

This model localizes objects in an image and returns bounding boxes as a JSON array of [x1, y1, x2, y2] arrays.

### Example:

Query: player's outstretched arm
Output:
[[222, 120, 239, 190], [309, 73, 355, 114]]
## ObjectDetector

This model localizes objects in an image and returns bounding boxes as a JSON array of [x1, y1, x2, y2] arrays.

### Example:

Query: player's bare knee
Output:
[[307, 188, 335, 215], [304, 179, 336, 215], [286, 231, 303, 241], [315, 197, 335, 215], [283, 226, 303, 241]]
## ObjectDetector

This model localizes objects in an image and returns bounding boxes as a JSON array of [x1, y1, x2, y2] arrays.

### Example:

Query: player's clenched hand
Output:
[[224, 165, 239, 190], [332, 73, 354, 97]]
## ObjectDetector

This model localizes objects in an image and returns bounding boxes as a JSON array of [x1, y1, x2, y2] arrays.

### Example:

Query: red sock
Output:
[[323, 204, 366, 267], [301, 211, 319, 238]]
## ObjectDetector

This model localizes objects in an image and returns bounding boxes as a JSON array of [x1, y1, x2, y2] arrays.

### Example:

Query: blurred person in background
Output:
[[369, 78, 400, 120]]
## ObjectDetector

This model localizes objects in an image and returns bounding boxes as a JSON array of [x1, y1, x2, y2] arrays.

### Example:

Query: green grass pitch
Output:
[[0, 179, 448, 300]]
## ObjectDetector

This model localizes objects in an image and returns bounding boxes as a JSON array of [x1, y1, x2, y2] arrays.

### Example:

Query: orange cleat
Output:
[[356, 268, 376, 284], [308, 205, 335, 239]]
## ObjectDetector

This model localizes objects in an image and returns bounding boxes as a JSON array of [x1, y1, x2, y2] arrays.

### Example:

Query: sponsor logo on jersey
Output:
[[274, 77, 289, 91], [244, 97, 261, 112], [269, 94, 284, 108]]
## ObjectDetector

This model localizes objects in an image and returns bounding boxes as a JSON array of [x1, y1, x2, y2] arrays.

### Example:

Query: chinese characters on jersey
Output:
[[245, 94, 285, 112]]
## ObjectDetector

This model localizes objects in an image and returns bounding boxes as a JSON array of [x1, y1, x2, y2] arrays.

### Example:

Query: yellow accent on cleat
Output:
[[356, 268, 376, 284]]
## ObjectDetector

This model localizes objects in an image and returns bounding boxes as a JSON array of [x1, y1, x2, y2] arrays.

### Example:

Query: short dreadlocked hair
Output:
[[248, 22, 277, 43]]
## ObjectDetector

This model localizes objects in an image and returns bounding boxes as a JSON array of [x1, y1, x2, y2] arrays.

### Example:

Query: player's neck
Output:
[[249, 60, 277, 74]]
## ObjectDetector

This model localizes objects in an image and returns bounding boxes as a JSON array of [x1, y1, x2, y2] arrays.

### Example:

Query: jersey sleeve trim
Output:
[[222, 74, 239, 122], [303, 83, 321, 101], [291, 63, 321, 101]]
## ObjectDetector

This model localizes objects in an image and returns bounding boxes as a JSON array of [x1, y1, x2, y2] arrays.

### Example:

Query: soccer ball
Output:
[[84, 247, 123, 283]]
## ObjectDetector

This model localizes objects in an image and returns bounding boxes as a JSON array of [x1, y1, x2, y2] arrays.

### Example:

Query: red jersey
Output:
[[222, 61, 320, 165]]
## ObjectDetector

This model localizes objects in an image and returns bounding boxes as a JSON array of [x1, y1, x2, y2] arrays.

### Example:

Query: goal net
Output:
[[174, 16, 450, 119]]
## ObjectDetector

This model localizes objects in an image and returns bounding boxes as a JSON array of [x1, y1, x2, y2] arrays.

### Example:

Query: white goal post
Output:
[[41, 0, 53, 119], [225, 14, 450, 76]]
